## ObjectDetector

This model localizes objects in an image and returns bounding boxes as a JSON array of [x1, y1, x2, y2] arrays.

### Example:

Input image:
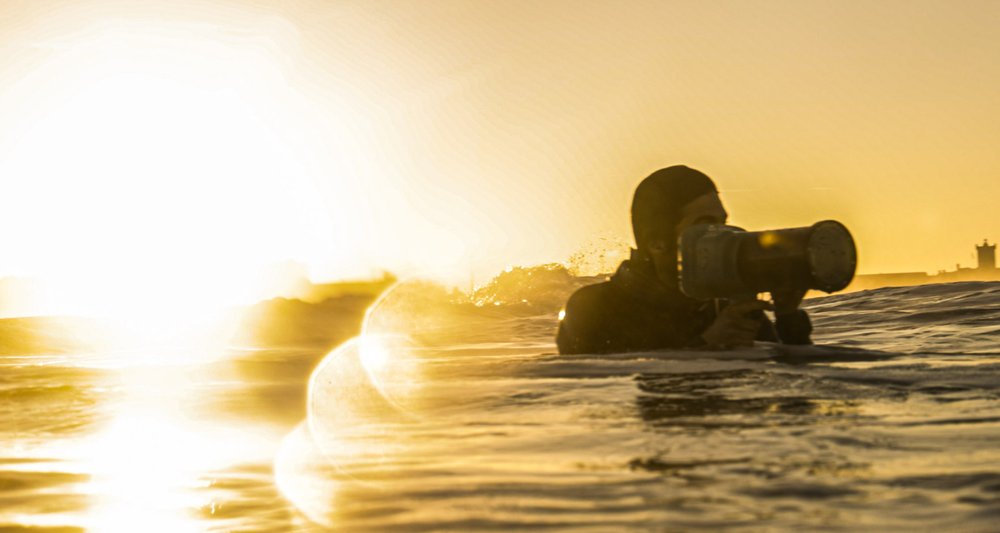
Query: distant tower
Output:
[[977, 239, 996, 270]]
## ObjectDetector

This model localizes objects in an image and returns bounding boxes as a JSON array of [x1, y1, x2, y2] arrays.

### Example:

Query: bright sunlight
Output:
[[0, 19, 334, 329]]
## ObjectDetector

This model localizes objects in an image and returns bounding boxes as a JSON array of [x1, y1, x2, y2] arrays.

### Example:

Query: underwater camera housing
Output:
[[678, 221, 857, 300]]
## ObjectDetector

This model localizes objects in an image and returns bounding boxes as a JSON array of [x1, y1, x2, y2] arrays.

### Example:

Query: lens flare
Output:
[[273, 423, 340, 529], [282, 279, 478, 524], [306, 338, 412, 481]]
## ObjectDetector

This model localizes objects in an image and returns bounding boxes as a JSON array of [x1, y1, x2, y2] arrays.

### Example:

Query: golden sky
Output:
[[1, 0, 998, 312]]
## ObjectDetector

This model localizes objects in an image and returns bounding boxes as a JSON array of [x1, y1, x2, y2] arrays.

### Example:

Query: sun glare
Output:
[[0, 20, 334, 329]]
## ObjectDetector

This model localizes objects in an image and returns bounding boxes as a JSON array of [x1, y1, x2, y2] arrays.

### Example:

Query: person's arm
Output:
[[771, 288, 813, 345], [774, 310, 812, 345]]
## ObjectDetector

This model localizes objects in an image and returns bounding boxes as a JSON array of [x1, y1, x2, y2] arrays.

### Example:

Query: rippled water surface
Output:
[[2, 281, 999, 531]]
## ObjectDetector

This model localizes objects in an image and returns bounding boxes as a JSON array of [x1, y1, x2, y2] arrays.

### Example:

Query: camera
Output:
[[678, 220, 857, 300]]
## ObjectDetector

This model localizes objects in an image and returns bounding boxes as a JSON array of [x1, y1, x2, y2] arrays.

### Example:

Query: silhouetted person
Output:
[[557, 166, 811, 354]]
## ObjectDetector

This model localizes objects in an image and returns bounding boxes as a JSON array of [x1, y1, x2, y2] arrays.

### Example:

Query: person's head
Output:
[[631, 166, 728, 287]]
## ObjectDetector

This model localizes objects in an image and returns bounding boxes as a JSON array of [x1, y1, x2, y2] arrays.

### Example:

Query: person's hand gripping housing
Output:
[[700, 299, 773, 349]]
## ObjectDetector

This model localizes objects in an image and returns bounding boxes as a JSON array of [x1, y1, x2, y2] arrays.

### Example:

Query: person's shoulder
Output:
[[558, 279, 618, 355], [564, 279, 616, 313], [561, 278, 628, 330]]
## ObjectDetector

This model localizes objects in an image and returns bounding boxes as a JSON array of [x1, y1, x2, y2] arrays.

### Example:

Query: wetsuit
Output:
[[556, 255, 812, 355]]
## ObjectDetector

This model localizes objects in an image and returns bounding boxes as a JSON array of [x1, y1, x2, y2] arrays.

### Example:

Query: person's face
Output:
[[674, 191, 728, 235], [647, 192, 728, 287]]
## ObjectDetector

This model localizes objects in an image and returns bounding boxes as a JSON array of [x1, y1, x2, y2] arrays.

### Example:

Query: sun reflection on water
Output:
[[77, 410, 211, 532], [42, 356, 278, 532]]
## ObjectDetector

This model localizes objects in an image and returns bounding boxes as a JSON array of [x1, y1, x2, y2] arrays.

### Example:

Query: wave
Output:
[[472, 263, 599, 312], [806, 280, 1000, 354]]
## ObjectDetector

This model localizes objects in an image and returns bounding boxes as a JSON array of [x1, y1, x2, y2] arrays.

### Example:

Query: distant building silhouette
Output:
[[844, 239, 1000, 293], [977, 239, 996, 270]]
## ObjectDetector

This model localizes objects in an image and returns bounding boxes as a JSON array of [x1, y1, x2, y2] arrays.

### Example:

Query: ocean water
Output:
[[1, 279, 999, 532]]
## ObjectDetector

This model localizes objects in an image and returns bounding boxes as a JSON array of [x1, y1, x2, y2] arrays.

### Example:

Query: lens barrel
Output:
[[679, 221, 857, 300]]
